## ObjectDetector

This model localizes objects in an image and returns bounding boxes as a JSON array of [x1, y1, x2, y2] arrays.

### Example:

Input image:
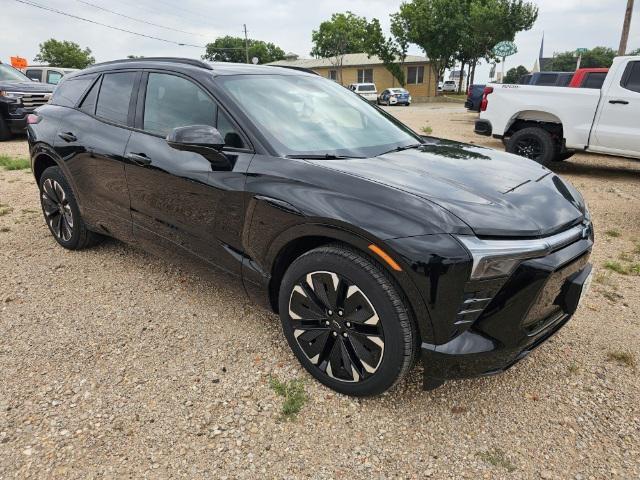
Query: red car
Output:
[[568, 68, 609, 89]]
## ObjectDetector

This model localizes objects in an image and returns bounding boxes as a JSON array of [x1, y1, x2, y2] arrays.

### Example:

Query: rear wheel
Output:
[[506, 127, 557, 166], [39, 166, 103, 250], [278, 244, 418, 396]]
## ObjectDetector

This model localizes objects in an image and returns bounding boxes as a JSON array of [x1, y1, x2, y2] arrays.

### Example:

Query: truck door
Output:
[[592, 60, 640, 156]]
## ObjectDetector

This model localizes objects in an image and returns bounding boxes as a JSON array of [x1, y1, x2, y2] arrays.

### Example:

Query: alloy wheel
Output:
[[41, 178, 74, 241], [288, 271, 384, 382], [515, 136, 543, 160]]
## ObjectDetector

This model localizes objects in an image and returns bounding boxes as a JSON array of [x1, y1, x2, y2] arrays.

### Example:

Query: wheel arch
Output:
[[505, 111, 564, 140]]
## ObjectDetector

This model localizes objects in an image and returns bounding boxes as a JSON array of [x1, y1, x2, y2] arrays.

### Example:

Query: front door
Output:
[[124, 71, 253, 275], [592, 60, 640, 156]]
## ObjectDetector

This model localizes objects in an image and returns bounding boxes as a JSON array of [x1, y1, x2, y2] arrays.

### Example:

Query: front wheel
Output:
[[506, 127, 557, 166], [278, 244, 418, 396]]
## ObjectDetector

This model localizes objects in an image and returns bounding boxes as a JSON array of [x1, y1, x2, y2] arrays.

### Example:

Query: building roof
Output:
[[268, 52, 429, 69]]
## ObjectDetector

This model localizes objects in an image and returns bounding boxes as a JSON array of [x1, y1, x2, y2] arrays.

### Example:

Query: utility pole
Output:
[[243, 24, 249, 64], [618, 0, 634, 55]]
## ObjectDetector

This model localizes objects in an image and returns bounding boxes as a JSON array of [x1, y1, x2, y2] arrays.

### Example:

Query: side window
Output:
[[536, 74, 558, 86], [50, 74, 97, 108], [46, 70, 64, 85], [79, 76, 101, 114], [143, 73, 216, 136], [582, 72, 606, 89], [25, 69, 42, 82], [96, 72, 137, 125], [216, 109, 245, 149], [621, 61, 640, 93]]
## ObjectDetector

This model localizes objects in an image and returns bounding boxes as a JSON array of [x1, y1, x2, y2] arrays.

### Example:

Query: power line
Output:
[[73, 0, 207, 38], [13, 0, 206, 48]]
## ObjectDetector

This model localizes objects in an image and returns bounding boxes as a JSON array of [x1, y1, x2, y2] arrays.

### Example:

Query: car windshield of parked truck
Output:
[[218, 75, 420, 158], [0, 64, 31, 82]]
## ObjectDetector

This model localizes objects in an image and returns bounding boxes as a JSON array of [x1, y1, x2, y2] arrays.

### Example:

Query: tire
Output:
[[506, 127, 557, 166], [39, 166, 103, 250], [278, 244, 418, 396], [0, 117, 12, 141]]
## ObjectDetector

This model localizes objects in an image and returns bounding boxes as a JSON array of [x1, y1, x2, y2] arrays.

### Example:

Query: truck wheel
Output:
[[0, 118, 12, 141], [506, 127, 557, 166]]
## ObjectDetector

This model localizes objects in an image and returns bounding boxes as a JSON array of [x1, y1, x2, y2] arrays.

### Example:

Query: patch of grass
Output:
[[477, 448, 516, 472], [633, 243, 640, 255], [0, 155, 30, 171], [619, 251, 634, 262], [269, 377, 307, 420], [421, 125, 433, 135], [604, 229, 621, 238], [604, 261, 628, 275], [606, 351, 636, 368], [567, 362, 579, 374], [0, 206, 13, 216], [594, 271, 615, 287]]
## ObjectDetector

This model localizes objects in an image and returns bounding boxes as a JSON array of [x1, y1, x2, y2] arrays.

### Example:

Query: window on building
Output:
[[407, 66, 424, 84], [328, 70, 337, 81], [357, 69, 373, 83]]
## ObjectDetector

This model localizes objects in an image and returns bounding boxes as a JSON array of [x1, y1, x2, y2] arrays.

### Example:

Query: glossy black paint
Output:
[[28, 59, 593, 389]]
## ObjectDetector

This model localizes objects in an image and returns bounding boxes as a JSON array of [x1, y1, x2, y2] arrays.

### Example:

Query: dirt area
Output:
[[1, 106, 639, 479]]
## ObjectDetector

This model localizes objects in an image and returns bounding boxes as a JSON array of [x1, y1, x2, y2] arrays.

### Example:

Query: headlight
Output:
[[456, 224, 586, 280], [0, 91, 23, 102]]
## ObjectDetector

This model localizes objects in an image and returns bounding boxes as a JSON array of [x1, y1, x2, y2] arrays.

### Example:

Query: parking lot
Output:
[[1, 104, 638, 478]]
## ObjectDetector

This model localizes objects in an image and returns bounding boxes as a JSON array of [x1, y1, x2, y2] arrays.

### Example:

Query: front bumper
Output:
[[420, 234, 593, 388], [1, 101, 35, 133], [474, 118, 492, 136]]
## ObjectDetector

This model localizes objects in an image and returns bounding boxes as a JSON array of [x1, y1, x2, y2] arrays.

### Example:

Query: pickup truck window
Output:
[[582, 72, 607, 89], [621, 61, 640, 93]]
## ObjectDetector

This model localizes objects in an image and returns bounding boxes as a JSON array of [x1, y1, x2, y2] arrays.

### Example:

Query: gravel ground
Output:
[[1, 106, 639, 479]]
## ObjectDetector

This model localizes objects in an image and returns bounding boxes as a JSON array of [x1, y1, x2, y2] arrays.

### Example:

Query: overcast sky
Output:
[[2, 0, 638, 83]]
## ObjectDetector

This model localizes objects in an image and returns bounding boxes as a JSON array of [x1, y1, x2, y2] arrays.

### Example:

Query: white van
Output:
[[348, 83, 378, 102]]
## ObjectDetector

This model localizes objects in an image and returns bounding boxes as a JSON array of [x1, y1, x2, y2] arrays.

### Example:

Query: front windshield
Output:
[[0, 64, 31, 82], [218, 74, 420, 157]]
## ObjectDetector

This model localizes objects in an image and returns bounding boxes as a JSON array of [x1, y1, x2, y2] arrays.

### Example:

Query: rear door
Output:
[[124, 71, 253, 275], [592, 60, 640, 156]]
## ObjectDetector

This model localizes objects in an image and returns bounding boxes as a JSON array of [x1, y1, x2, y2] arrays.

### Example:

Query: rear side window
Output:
[[536, 74, 558, 86], [143, 73, 216, 136], [582, 72, 606, 89], [50, 75, 97, 108], [621, 61, 640, 93], [47, 70, 64, 85], [96, 72, 137, 125], [79, 77, 101, 114]]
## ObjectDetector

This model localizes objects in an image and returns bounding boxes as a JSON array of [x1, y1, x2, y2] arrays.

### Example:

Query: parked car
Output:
[[377, 88, 411, 106], [441, 80, 457, 92], [518, 71, 574, 87], [437, 81, 443, 91], [348, 83, 377, 102], [464, 84, 486, 112], [568, 68, 609, 89], [23, 66, 79, 85], [0, 61, 54, 141], [28, 57, 593, 396], [475, 56, 640, 165]]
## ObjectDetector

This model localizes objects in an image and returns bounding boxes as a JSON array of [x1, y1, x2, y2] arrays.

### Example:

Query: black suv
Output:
[[0, 62, 54, 141], [28, 58, 594, 396]]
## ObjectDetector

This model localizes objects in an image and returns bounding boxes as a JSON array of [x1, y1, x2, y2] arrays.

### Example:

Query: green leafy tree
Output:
[[33, 39, 95, 69], [503, 65, 529, 83], [629, 48, 640, 56], [311, 12, 369, 83], [548, 46, 617, 71], [364, 18, 408, 86], [202, 36, 285, 64]]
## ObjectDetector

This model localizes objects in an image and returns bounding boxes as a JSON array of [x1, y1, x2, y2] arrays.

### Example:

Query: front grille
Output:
[[455, 277, 506, 326], [20, 93, 51, 109], [522, 253, 590, 333]]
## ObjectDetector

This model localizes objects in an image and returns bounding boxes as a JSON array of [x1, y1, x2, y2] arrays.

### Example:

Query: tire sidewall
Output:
[[39, 166, 83, 249], [507, 127, 556, 166], [278, 248, 412, 396]]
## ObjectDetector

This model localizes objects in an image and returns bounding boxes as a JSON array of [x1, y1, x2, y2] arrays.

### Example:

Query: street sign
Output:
[[576, 48, 588, 54], [10, 56, 27, 68], [493, 41, 518, 58]]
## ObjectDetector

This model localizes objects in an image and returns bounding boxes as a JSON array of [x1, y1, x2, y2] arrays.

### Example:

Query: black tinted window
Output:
[[143, 73, 216, 136], [622, 61, 640, 93], [582, 72, 606, 89], [536, 74, 558, 86], [51, 75, 96, 108], [217, 109, 245, 149], [79, 77, 100, 114], [96, 72, 137, 125], [25, 69, 42, 81]]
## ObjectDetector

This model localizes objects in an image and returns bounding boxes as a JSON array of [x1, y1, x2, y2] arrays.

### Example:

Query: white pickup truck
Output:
[[475, 56, 640, 165]]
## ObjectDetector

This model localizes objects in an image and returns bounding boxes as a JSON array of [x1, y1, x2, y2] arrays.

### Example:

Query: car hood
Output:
[[0, 81, 55, 93], [308, 140, 586, 238]]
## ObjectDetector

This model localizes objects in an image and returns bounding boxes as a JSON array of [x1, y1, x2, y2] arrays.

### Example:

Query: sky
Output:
[[2, 0, 639, 83]]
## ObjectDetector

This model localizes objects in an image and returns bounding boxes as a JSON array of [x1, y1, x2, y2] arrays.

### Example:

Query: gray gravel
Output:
[[1, 107, 639, 478]]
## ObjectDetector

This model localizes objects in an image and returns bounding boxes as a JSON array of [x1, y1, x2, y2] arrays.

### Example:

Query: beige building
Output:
[[269, 53, 437, 101]]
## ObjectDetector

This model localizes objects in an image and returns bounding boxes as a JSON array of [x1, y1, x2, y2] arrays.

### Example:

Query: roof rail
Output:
[[91, 57, 213, 70], [268, 65, 319, 76]]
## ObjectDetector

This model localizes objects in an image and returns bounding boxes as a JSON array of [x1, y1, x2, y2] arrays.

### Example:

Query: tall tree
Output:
[[33, 39, 95, 69], [503, 65, 529, 83], [202, 36, 285, 64], [311, 12, 369, 83], [548, 46, 617, 71], [364, 18, 409, 86]]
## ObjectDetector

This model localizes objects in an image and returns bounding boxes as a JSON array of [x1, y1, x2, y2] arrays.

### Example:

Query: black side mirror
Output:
[[166, 125, 231, 170]]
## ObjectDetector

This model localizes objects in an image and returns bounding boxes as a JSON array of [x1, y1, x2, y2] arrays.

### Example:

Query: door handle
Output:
[[126, 153, 152, 166], [58, 132, 77, 142], [609, 100, 629, 105]]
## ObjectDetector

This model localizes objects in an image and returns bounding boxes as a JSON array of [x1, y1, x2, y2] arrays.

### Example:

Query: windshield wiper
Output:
[[286, 154, 366, 160]]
